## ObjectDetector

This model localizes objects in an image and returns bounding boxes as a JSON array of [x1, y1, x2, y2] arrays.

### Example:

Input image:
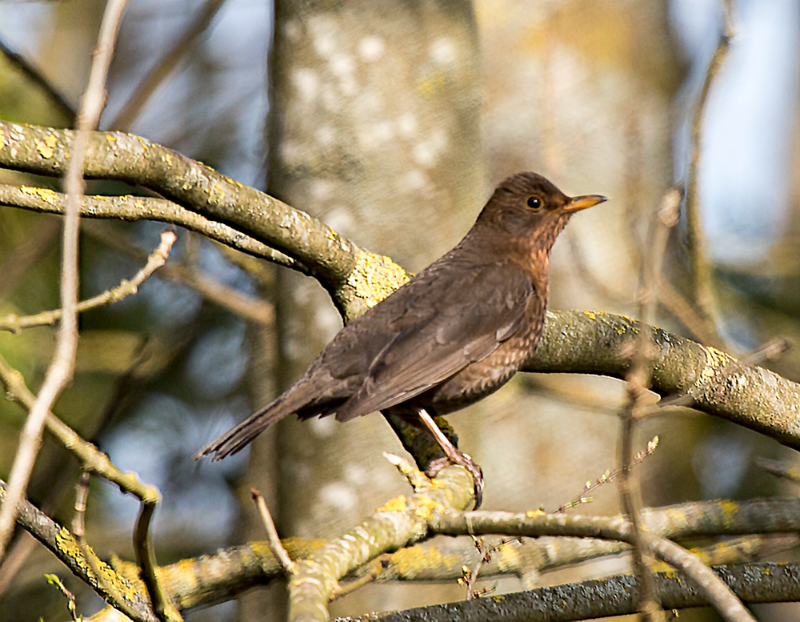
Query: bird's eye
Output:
[[526, 196, 543, 210]]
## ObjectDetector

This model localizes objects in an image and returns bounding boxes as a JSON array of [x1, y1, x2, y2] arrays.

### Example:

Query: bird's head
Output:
[[475, 172, 606, 253]]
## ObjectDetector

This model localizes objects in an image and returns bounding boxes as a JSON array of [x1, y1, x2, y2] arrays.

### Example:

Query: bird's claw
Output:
[[425, 452, 484, 509]]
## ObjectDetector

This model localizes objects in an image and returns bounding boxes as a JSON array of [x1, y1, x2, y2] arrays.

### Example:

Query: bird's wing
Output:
[[334, 262, 535, 421]]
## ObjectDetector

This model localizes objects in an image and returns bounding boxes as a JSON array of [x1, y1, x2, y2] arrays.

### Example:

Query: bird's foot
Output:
[[415, 408, 484, 509], [425, 451, 484, 510]]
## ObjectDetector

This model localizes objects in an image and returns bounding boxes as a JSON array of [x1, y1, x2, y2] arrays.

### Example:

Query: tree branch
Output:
[[0, 121, 410, 320], [529, 310, 800, 452], [2, 122, 799, 469], [0, 183, 302, 271], [0, 228, 176, 332], [0, 0, 130, 562], [348, 561, 800, 622]]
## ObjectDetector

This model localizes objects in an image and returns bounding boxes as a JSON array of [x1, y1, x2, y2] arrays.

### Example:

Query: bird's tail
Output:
[[194, 392, 298, 461]]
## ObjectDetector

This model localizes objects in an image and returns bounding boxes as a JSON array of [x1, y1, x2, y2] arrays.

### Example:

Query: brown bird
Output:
[[196, 172, 605, 507]]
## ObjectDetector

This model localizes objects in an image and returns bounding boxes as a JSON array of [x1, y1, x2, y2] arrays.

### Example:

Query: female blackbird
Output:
[[196, 172, 606, 507]]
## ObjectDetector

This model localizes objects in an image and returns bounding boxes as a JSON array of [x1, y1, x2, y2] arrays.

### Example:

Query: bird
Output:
[[196, 172, 606, 508]]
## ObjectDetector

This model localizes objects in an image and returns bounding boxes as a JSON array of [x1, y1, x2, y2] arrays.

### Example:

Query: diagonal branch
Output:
[[0, 120, 410, 320], [0, 228, 176, 332], [2, 122, 799, 456], [0, 0, 130, 562], [684, 0, 735, 333], [0, 183, 301, 270], [528, 310, 800, 452]]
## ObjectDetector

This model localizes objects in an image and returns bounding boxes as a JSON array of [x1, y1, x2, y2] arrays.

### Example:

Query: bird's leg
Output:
[[415, 408, 484, 509]]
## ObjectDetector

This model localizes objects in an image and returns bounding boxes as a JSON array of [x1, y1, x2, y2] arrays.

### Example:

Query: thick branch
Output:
[[0, 121, 409, 320], [531, 310, 800, 451], [7, 465, 800, 617], [350, 562, 800, 622], [0, 481, 158, 622], [2, 122, 799, 455], [289, 464, 474, 622]]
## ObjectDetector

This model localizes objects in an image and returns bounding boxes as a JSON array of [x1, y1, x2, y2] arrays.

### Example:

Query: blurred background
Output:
[[1, 0, 799, 620]]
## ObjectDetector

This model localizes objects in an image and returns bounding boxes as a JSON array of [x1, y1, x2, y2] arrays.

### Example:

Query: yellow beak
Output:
[[564, 194, 607, 213]]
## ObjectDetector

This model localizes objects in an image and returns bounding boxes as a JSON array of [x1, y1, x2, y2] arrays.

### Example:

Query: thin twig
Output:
[[251, 488, 297, 575], [0, 38, 75, 121], [110, 0, 228, 130], [0, 0, 130, 562], [0, 353, 178, 621], [0, 183, 305, 272], [460, 536, 508, 600], [0, 480, 159, 622], [330, 555, 389, 600], [72, 472, 90, 542], [0, 228, 177, 332], [82, 223, 274, 325], [431, 509, 758, 622], [555, 436, 659, 513], [72, 471, 113, 605], [44, 574, 81, 622], [619, 186, 683, 621], [684, 0, 735, 334], [647, 535, 756, 622], [135, 499, 178, 622]]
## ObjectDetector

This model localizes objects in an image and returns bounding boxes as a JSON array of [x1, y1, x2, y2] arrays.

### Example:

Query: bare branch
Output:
[[0, 0, 130, 562], [0, 183, 302, 271], [0, 121, 411, 320], [618, 185, 683, 621], [110, 0, 228, 131], [288, 466, 474, 622], [684, 0, 735, 333], [350, 561, 798, 622], [0, 480, 159, 622], [526, 310, 800, 453], [82, 223, 274, 325], [252, 488, 297, 575], [0, 228, 176, 332]]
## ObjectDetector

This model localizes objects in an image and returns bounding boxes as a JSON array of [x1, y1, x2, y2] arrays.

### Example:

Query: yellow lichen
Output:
[[427, 478, 447, 490], [395, 544, 460, 574], [346, 250, 410, 309], [413, 496, 444, 519], [377, 495, 408, 512], [702, 346, 735, 380], [495, 542, 520, 573], [583, 310, 597, 320], [209, 180, 225, 203], [525, 509, 545, 518], [35, 134, 57, 159], [719, 499, 739, 528], [105, 134, 117, 142], [20, 186, 58, 204]]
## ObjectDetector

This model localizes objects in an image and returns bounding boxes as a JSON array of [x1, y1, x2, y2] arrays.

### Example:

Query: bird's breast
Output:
[[416, 320, 544, 414]]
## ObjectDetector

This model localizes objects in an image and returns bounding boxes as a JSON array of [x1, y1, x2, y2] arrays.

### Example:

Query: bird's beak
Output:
[[564, 194, 607, 213]]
